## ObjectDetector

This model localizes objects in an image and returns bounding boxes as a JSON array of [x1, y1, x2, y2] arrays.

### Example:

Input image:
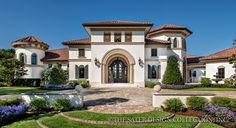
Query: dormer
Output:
[[82, 21, 153, 43]]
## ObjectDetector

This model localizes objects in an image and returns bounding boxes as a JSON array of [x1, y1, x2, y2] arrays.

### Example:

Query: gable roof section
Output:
[[200, 46, 236, 61], [82, 20, 153, 27], [42, 48, 68, 62], [147, 24, 192, 37], [62, 38, 91, 45]]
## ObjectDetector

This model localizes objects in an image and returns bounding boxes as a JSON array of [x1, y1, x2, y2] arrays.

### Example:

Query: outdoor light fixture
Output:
[[138, 58, 144, 68], [94, 58, 101, 67]]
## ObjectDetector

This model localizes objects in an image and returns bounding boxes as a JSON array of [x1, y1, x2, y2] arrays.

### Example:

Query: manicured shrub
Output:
[[70, 80, 90, 88], [230, 99, 236, 111], [0, 103, 29, 125], [211, 97, 231, 108], [162, 56, 184, 85], [30, 98, 49, 111], [186, 96, 208, 110], [52, 99, 70, 111], [200, 77, 212, 87], [164, 98, 185, 112], [204, 104, 236, 121], [209, 84, 229, 88], [0, 98, 23, 107], [0, 82, 7, 86], [41, 64, 68, 85], [224, 75, 236, 87], [161, 84, 200, 90], [146, 81, 156, 88]]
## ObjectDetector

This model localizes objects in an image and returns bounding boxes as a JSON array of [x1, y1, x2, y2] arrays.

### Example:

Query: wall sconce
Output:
[[94, 58, 101, 67], [138, 57, 144, 68]]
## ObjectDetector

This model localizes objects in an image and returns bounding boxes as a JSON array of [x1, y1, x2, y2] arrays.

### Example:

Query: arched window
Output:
[[31, 53, 37, 65], [167, 38, 171, 48], [173, 38, 178, 48], [19, 53, 26, 64], [182, 38, 186, 49], [79, 65, 85, 78], [148, 64, 158, 79]]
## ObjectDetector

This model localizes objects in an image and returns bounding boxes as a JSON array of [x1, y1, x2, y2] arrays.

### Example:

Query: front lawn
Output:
[[186, 87, 236, 91], [4, 110, 223, 128], [0, 87, 55, 95]]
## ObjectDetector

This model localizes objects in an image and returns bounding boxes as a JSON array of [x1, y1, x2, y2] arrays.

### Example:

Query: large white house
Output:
[[12, 20, 192, 87]]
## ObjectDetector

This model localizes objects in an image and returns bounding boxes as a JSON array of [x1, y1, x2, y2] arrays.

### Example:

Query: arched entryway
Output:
[[101, 49, 135, 84]]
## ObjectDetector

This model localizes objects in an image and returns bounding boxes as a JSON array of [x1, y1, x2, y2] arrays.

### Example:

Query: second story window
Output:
[[125, 32, 132, 42], [151, 48, 157, 57], [173, 38, 178, 48], [104, 32, 111, 42], [114, 32, 121, 42], [78, 49, 85, 57]]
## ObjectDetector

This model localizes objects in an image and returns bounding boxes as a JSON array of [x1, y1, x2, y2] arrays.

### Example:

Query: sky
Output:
[[0, 0, 235, 56]]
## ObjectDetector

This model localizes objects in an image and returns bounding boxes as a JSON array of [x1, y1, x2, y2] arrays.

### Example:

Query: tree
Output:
[[0, 49, 27, 86], [42, 64, 68, 85], [162, 56, 184, 85]]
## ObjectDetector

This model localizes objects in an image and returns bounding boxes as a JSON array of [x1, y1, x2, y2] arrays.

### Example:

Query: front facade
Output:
[[12, 20, 192, 87]]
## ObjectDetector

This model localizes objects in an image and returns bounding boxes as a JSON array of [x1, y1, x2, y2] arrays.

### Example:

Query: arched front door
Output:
[[108, 58, 128, 83]]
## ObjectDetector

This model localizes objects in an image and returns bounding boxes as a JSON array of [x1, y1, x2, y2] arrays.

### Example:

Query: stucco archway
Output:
[[101, 49, 135, 84]]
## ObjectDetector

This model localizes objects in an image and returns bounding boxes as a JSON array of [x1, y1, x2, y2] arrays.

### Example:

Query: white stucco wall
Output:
[[69, 62, 91, 81], [189, 68, 205, 83], [206, 62, 234, 83], [69, 48, 91, 59], [15, 48, 45, 79], [91, 44, 145, 86]]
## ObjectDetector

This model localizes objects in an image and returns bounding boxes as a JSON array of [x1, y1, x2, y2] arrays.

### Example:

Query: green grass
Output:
[[0, 87, 55, 95], [198, 122, 224, 128], [4, 110, 224, 128], [64, 110, 170, 121], [186, 87, 236, 91]]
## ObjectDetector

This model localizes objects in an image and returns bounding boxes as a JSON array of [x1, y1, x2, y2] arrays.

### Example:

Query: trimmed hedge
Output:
[[0, 98, 23, 107], [52, 99, 70, 111], [161, 84, 200, 90], [164, 98, 185, 112], [187, 96, 208, 110], [30, 98, 49, 111], [146, 81, 156, 88], [200, 77, 212, 87], [211, 97, 232, 108], [69, 80, 90, 88]]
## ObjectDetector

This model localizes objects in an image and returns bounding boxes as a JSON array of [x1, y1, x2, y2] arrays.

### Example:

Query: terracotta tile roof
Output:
[[12, 36, 49, 48], [43, 48, 68, 62], [145, 38, 170, 44], [201, 46, 236, 60], [82, 20, 153, 26], [147, 24, 192, 37], [186, 54, 198, 58], [62, 38, 91, 45]]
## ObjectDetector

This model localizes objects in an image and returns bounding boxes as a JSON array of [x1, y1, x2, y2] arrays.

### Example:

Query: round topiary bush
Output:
[[30, 98, 49, 111], [187, 96, 208, 110], [164, 98, 185, 112], [146, 81, 156, 88], [162, 56, 184, 85], [51, 99, 70, 111]]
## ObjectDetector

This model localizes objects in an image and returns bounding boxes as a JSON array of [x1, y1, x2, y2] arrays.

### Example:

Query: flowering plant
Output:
[[204, 104, 236, 121], [43, 84, 74, 89]]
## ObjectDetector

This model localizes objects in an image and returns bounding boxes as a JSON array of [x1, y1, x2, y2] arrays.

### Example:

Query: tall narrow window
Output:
[[151, 48, 157, 57], [79, 65, 85, 78], [167, 38, 171, 48], [148, 65, 151, 79], [104, 32, 111, 42], [19, 53, 26, 64], [218, 67, 225, 79], [148, 65, 158, 79], [157, 65, 161, 79], [182, 38, 186, 49], [114, 32, 121, 42], [31, 53, 37, 65], [173, 38, 178, 48], [125, 32, 132, 42], [78, 49, 85, 57]]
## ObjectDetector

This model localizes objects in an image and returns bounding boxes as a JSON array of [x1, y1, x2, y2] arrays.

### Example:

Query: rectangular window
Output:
[[218, 68, 225, 79], [78, 49, 85, 57], [104, 32, 111, 42], [125, 32, 132, 42], [114, 32, 121, 42], [151, 48, 157, 57]]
